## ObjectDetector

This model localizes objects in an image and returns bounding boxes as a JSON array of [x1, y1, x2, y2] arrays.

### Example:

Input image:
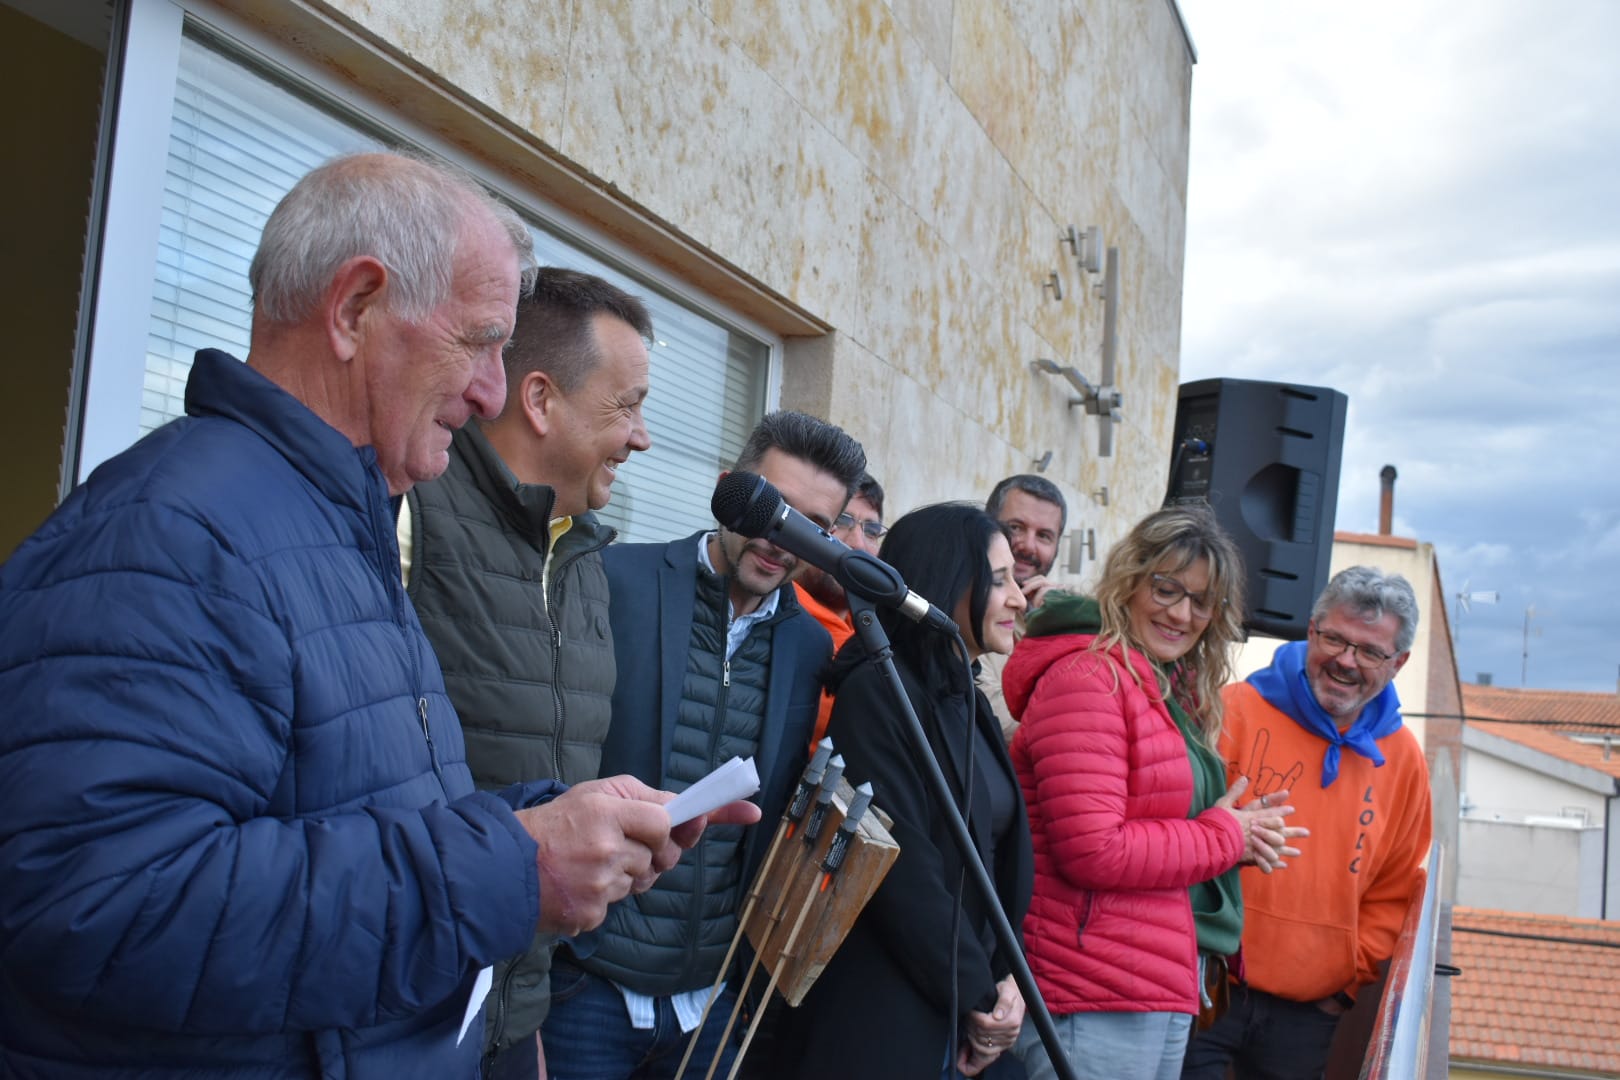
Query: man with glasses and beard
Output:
[[1181, 566, 1433, 1080]]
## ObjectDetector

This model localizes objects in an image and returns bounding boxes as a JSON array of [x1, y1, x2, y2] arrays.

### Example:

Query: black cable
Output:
[[1452, 925, 1620, 949], [1407, 710, 1620, 730], [1163, 437, 1209, 506]]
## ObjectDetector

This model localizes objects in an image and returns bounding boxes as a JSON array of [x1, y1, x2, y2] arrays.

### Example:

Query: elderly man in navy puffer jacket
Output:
[[0, 152, 757, 1080]]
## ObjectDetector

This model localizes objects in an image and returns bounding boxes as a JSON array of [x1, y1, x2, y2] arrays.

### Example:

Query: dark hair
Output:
[[503, 267, 653, 392], [734, 410, 867, 499], [833, 502, 1005, 697], [986, 473, 1068, 535], [853, 473, 885, 517]]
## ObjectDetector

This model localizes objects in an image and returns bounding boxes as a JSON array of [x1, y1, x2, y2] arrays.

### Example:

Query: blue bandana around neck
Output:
[[1247, 639, 1404, 787]]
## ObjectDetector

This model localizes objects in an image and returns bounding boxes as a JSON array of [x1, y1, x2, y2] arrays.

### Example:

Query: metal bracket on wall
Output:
[[1065, 527, 1096, 576], [1043, 271, 1063, 301], [1061, 224, 1104, 276], [1030, 246, 1124, 456], [1030, 356, 1123, 457]]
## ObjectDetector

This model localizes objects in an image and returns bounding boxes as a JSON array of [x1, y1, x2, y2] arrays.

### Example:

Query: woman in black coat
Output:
[[767, 502, 1035, 1078]]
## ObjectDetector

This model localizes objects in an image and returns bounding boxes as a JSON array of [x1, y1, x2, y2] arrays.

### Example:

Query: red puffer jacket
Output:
[[1005, 633, 1244, 1014]]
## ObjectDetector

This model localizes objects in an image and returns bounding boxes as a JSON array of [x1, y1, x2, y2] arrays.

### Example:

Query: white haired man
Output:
[[0, 152, 754, 1078]]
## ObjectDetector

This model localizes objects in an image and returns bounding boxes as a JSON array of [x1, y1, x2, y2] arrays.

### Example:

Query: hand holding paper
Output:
[[664, 756, 761, 826]]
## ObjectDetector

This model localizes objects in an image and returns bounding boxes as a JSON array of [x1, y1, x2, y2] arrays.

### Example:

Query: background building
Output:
[[1458, 683, 1620, 920]]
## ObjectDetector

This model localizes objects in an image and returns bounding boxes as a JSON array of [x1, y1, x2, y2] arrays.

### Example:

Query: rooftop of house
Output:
[[1463, 682, 1620, 733], [1463, 683, 1620, 783], [1450, 907, 1620, 1075]]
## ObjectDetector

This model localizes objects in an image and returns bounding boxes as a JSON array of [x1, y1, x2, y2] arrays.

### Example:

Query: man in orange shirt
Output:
[[794, 472, 884, 746], [1182, 566, 1433, 1080]]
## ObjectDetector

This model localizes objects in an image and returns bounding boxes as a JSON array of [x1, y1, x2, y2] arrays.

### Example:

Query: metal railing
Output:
[[1359, 845, 1449, 1079]]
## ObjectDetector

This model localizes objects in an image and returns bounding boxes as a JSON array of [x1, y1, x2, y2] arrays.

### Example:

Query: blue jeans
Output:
[[1015, 1010, 1192, 1080], [486, 1033, 540, 1080], [541, 958, 738, 1080], [1180, 984, 1341, 1080]]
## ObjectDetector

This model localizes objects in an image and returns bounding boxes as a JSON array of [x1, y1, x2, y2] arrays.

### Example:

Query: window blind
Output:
[[144, 32, 767, 546]]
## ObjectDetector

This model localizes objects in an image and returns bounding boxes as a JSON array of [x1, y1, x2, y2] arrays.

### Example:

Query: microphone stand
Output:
[[844, 592, 1077, 1080]]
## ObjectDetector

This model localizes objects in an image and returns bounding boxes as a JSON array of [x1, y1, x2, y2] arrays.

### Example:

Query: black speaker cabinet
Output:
[[1166, 378, 1348, 640]]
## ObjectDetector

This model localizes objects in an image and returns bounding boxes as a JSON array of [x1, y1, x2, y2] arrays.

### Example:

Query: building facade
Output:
[[1459, 685, 1620, 920], [3, 0, 1199, 562]]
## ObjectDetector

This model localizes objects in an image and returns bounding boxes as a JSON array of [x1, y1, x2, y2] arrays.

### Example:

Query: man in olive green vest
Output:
[[400, 267, 653, 1079]]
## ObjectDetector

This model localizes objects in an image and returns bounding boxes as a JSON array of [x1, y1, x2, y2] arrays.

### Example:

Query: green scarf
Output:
[[1027, 592, 1242, 955], [1163, 688, 1243, 957]]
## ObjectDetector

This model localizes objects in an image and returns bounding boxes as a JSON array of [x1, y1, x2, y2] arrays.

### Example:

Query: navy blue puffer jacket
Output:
[[0, 351, 545, 1078]]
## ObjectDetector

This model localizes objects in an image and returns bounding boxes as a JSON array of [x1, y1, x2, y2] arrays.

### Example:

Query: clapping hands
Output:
[[1214, 774, 1309, 873]]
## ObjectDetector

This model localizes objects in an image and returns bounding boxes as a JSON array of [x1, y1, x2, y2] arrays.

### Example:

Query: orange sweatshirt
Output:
[[794, 582, 854, 749], [1219, 681, 1432, 1003]]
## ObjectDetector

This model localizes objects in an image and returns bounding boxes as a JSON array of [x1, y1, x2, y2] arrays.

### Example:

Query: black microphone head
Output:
[[711, 471, 782, 537]]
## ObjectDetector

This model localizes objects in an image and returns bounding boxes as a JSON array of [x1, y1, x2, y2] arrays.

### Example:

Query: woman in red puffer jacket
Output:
[[1004, 505, 1302, 1080]]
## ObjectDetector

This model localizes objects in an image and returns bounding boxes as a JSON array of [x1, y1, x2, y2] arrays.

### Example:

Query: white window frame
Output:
[[81, 0, 783, 483]]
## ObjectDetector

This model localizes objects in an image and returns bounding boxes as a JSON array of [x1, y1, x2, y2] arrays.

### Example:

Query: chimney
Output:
[[1378, 465, 1397, 536], [1478, 673, 1493, 686]]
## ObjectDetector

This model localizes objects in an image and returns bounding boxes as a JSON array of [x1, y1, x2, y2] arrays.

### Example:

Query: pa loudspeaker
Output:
[[1166, 378, 1348, 640]]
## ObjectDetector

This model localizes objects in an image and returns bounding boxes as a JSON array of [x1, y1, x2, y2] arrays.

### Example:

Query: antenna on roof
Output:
[[1522, 605, 1543, 687]]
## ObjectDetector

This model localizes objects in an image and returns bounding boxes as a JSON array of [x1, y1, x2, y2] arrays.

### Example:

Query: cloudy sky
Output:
[[1177, 1, 1620, 694]]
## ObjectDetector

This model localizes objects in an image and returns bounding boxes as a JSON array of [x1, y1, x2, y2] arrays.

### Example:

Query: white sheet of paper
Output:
[[458, 965, 493, 1045], [664, 756, 760, 826]]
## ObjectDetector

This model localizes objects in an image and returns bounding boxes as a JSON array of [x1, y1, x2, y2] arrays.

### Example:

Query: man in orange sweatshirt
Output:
[[1182, 566, 1433, 1080]]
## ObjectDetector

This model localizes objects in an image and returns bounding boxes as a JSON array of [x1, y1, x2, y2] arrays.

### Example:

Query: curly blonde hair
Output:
[[1090, 504, 1246, 748]]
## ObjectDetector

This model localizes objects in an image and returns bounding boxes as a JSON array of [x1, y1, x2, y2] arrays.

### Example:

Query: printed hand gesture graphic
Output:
[[1248, 728, 1304, 800], [1215, 730, 1310, 873]]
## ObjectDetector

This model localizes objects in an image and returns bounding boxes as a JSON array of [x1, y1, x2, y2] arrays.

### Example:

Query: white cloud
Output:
[[1179, 0, 1620, 691]]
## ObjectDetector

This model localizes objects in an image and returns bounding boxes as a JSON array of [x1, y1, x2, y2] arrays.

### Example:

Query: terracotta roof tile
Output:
[[1463, 682, 1620, 732], [1450, 907, 1620, 1074], [1466, 719, 1620, 784], [1462, 683, 1620, 783]]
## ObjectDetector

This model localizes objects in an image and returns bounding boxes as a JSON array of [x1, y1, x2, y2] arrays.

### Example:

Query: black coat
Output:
[[766, 652, 1034, 1078]]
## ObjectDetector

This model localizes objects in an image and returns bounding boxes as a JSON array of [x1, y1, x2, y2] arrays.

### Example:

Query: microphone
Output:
[[710, 471, 957, 634]]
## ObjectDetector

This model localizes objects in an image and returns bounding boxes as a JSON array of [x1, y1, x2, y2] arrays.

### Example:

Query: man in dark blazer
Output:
[[542, 410, 867, 1080]]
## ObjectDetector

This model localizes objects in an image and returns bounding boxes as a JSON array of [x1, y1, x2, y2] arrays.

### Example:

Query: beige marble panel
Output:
[[851, 181, 951, 381], [1116, 108, 1180, 273], [948, 0, 1043, 181], [1121, 5, 1194, 212], [885, 0, 955, 76], [559, 0, 866, 329], [310, 0, 1197, 547], [820, 334, 900, 462], [701, 0, 858, 127], [321, 0, 572, 146], [715, 0, 994, 270], [924, 92, 1025, 279], [964, 0, 1101, 218]]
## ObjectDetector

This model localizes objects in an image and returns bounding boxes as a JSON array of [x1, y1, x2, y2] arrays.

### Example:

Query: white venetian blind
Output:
[[142, 37, 380, 434], [143, 31, 768, 546]]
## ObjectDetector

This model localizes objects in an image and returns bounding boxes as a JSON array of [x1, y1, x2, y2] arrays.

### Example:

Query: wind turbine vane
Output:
[[1452, 579, 1498, 644]]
